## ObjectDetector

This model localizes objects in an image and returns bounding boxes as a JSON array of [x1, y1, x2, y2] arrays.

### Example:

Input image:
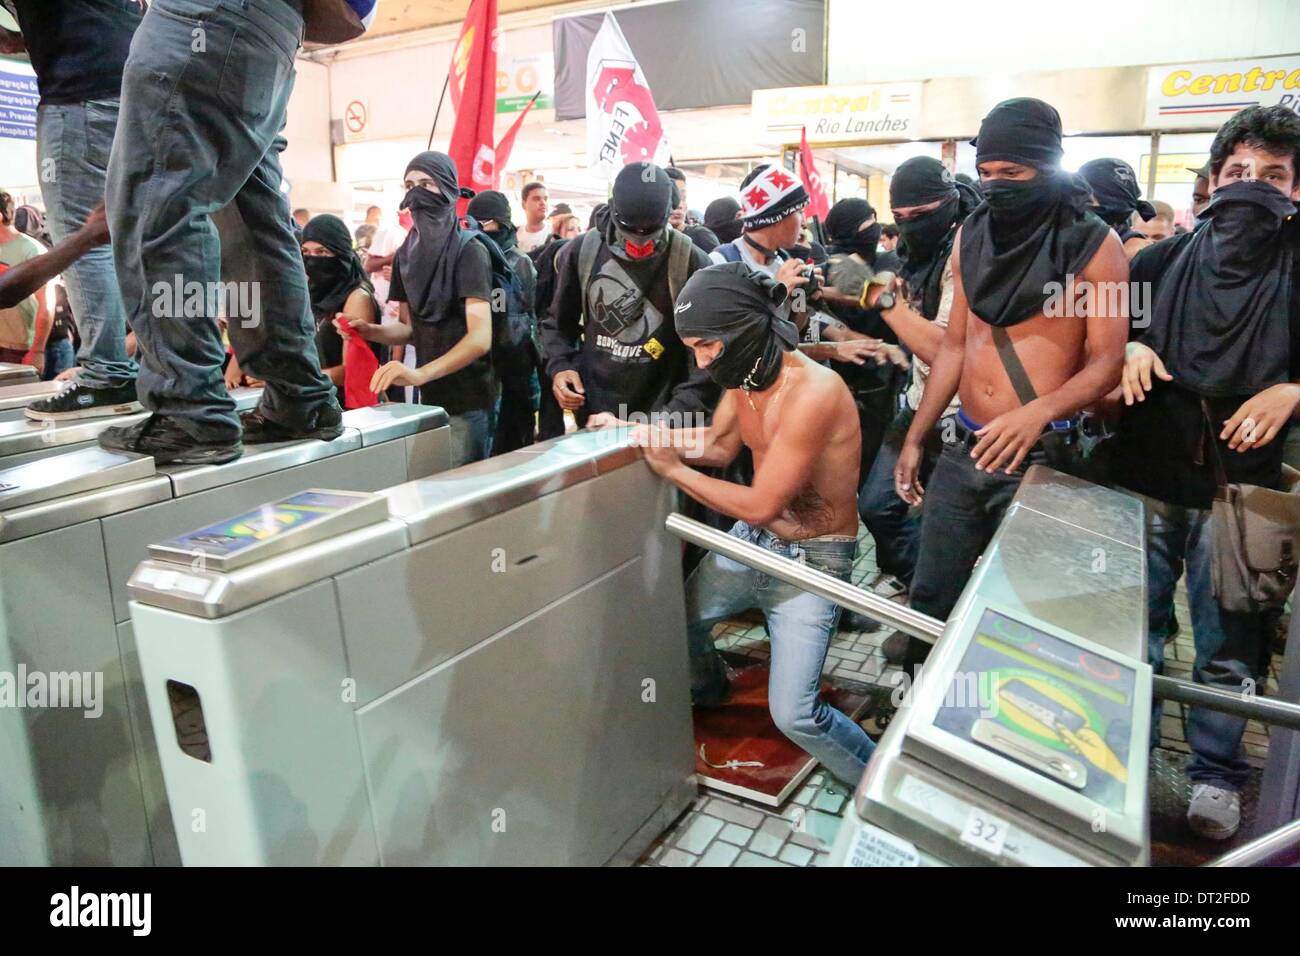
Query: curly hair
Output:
[[1208, 105, 1300, 180]]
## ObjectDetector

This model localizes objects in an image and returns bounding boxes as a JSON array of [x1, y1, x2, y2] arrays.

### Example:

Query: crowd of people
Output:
[[3, 0, 1299, 845]]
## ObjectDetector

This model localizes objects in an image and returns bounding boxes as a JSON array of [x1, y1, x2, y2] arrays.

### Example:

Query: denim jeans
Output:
[[858, 407, 951, 585], [684, 520, 876, 786], [36, 99, 138, 389], [1139, 493, 1264, 790], [447, 409, 493, 469], [43, 338, 76, 380], [910, 435, 1049, 623], [106, 0, 336, 439]]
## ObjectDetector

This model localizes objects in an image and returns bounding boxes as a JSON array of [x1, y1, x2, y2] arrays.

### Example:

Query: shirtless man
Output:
[[890, 98, 1128, 665], [593, 261, 877, 786]]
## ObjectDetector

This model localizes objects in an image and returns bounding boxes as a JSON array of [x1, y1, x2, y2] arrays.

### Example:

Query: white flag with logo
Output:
[[585, 12, 670, 180]]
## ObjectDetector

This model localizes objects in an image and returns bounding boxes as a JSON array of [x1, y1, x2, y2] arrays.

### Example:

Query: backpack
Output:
[[463, 229, 539, 360], [714, 240, 743, 264], [576, 226, 694, 320]]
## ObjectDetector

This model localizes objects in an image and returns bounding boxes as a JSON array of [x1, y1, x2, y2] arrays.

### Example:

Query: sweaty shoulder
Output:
[[1080, 229, 1129, 282]]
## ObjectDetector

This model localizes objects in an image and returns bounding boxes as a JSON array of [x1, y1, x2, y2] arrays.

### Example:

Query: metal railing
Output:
[[666, 512, 1300, 733], [1206, 817, 1300, 867]]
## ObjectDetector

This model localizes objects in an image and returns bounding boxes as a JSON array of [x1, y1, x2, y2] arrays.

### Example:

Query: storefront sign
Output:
[[1138, 152, 1208, 185], [1145, 55, 1300, 129], [0, 68, 38, 141], [752, 82, 922, 145], [496, 52, 554, 114]]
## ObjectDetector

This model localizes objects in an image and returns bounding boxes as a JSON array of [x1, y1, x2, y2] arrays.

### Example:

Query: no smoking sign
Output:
[[344, 100, 368, 135]]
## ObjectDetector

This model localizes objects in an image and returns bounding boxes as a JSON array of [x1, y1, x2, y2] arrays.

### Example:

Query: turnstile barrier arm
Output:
[[1205, 817, 1300, 867], [664, 513, 1300, 733]]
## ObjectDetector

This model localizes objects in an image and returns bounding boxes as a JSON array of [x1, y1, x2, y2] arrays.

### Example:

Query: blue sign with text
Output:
[[0, 68, 37, 140]]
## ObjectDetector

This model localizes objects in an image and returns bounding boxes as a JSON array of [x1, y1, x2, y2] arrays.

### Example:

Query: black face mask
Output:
[[842, 221, 881, 259], [898, 193, 959, 263], [983, 176, 1059, 236], [304, 255, 351, 308], [706, 331, 787, 391], [402, 185, 450, 214]]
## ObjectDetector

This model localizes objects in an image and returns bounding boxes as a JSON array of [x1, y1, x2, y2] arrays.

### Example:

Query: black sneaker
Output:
[[24, 380, 143, 422], [239, 402, 344, 444], [98, 414, 243, 465]]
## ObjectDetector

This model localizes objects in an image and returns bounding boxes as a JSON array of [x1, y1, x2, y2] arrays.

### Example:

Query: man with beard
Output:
[[894, 98, 1128, 665], [466, 189, 541, 455], [1112, 105, 1300, 840], [594, 262, 877, 786], [541, 163, 716, 424], [848, 159, 978, 637], [347, 152, 494, 467], [1079, 158, 1158, 258]]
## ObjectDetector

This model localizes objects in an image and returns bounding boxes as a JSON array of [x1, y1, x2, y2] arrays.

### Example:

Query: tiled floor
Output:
[[639, 522, 1286, 868]]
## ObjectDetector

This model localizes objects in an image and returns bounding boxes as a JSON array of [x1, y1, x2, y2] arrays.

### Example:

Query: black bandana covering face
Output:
[[674, 263, 799, 391], [301, 214, 370, 315], [396, 151, 471, 326]]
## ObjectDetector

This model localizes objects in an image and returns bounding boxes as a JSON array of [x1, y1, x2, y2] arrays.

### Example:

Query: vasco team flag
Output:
[[798, 126, 830, 222], [447, 0, 499, 203], [585, 11, 670, 180]]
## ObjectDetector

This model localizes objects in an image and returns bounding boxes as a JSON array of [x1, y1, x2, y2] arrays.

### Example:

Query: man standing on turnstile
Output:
[[96, 0, 375, 465]]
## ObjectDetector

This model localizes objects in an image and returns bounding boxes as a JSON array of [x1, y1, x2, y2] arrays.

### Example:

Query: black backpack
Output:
[[463, 228, 539, 360]]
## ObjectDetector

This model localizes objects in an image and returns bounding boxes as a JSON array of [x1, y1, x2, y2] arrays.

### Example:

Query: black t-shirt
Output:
[[313, 296, 386, 409], [1110, 231, 1300, 509], [389, 237, 494, 415], [9, 0, 143, 106]]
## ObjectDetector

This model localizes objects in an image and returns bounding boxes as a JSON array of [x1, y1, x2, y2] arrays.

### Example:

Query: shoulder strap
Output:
[[990, 324, 1038, 407], [577, 229, 601, 311], [717, 241, 742, 263], [666, 228, 693, 304], [1200, 398, 1230, 492]]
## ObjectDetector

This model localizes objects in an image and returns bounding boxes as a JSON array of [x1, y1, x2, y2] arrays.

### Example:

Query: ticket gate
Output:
[[822, 467, 1152, 866], [0, 363, 38, 386], [0, 403, 450, 866], [126, 429, 697, 866], [0, 387, 263, 468], [0, 381, 61, 422]]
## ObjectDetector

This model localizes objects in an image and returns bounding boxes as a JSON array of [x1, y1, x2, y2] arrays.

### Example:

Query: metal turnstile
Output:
[[1255, 585, 1300, 835], [0, 402, 450, 866], [0, 381, 61, 422], [0, 387, 263, 468], [0, 363, 38, 386], [126, 429, 697, 866], [829, 467, 1153, 867]]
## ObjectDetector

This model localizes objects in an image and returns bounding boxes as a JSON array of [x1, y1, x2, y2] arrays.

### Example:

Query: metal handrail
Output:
[[1205, 817, 1300, 867], [666, 512, 1300, 732]]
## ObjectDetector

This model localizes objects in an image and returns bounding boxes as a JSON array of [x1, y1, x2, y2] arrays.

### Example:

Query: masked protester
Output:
[[586, 261, 878, 787], [1112, 105, 1300, 842], [1079, 158, 1158, 259], [539, 162, 717, 422], [704, 196, 743, 246], [891, 97, 1129, 672], [842, 158, 979, 640], [339, 151, 497, 468], [467, 189, 542, 455], [298, 215, 385, 410]]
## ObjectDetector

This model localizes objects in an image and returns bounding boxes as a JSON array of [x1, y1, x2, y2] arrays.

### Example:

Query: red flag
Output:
[[798, 127, 830, 221], [492, 92, 539, 187], [447, 0, 498, 210]]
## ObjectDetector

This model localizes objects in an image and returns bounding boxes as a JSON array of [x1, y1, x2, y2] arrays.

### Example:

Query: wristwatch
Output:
[[875, 290, 897, 312], [860, 271, 898, 313]]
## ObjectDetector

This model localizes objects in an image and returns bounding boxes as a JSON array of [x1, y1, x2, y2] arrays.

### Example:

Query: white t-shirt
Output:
[[516, 223, 550, 253]]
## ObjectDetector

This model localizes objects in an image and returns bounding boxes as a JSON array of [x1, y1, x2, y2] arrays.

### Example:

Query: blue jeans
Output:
[[106, 0, 336, 438], [36, 99, 138, 389], [684, 520, 876, 786], [43, 337, 76, 380], [1140, 494, 1264, 790], [448, 409, 493, 468]]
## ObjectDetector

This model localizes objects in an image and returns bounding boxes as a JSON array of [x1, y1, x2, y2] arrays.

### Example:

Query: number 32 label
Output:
[[960, 807, 1009, 857]]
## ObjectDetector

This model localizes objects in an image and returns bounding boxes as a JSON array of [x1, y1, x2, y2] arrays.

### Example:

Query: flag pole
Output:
[[427, 72, 452, 150]]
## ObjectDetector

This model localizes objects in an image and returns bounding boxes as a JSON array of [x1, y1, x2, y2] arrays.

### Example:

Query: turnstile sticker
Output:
[[959, 806, 1009, 857], [933, 609, 1137, 813], [843, 820, 919, 868], [163, 491, 367, 558]]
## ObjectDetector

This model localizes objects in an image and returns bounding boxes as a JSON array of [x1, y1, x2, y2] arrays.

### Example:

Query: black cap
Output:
[[466, 189, 513, 227], [612, 163, 673, 232]]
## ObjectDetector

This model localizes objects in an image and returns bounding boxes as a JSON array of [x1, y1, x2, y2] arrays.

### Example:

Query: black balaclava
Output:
[[302, 214, 370, 314], [395, 150, 475, 325], [467, 189, 517, 251], [674, 262, 799, 391], [1079, 158, 1155, 237], [890, 156, 980, 319], [606, 163, 672, 261], [825, 198, 881, 265], [1142, 180, 1298, 397], [704, 196, 743, 244], [959, 98, 1110, 327]]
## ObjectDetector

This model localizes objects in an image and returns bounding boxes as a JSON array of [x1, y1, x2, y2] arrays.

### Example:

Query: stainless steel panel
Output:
[[0, 447, 154, 510], [0, 410, 148, 458], [0, 362, 37, 385], [0, 381, 59, 417], [516, 425, 641, 474], [161, 428, 363, 497], [127, 519, 409, 618], [1015, 465, 1144, 549], [148, 488, 389, 571], [0, 476, 172, 544], [344, 403, 449, 445]]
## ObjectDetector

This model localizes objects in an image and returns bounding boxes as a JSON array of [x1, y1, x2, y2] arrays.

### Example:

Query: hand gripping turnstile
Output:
[[823, 467, 1152, 866], [0, 387, 264, 468], [126, 429, 698, 866], [0, 362, 38, 386], [0, 402, 451, 866]]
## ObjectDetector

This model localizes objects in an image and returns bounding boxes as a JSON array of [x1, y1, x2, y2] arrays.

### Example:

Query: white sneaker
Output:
[[871, 574, 909, 602], [1188, 783, 1240, 840]]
